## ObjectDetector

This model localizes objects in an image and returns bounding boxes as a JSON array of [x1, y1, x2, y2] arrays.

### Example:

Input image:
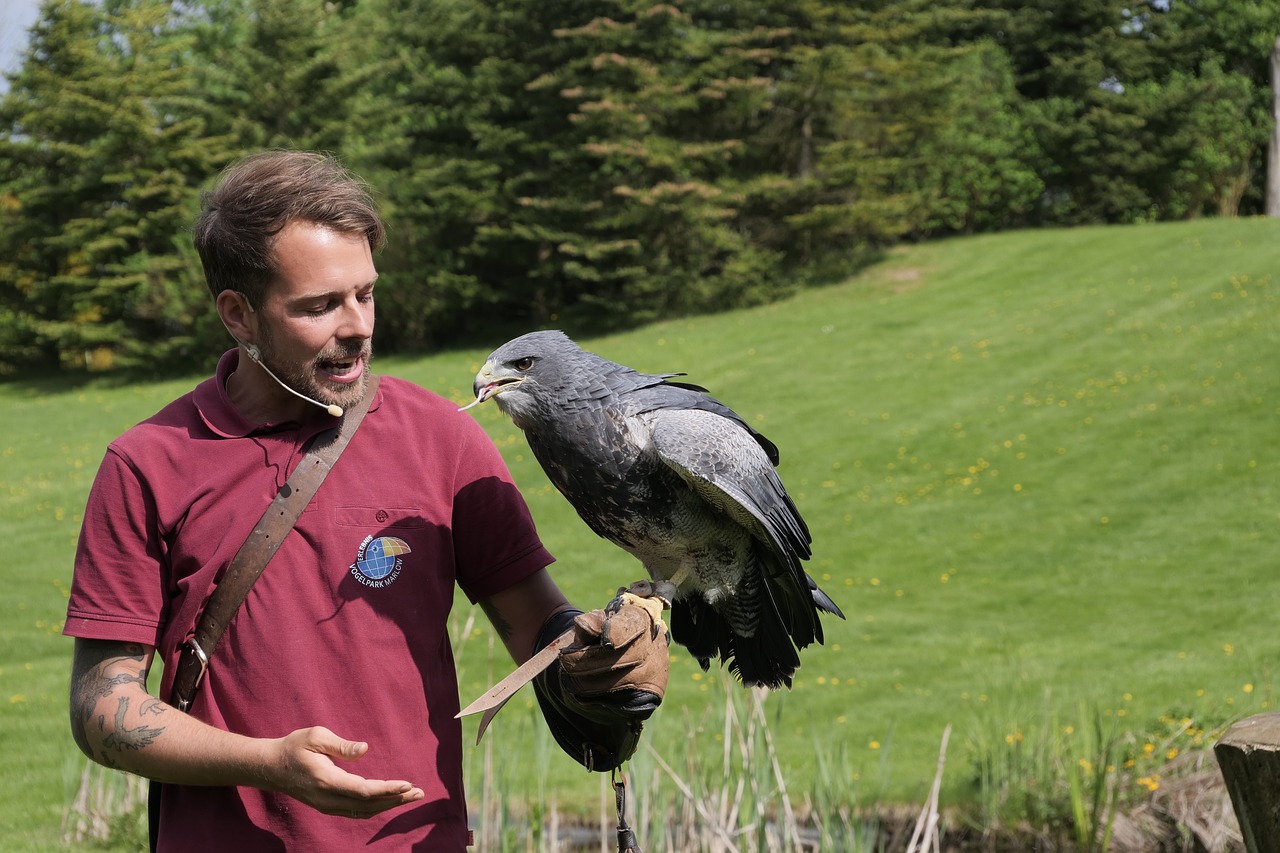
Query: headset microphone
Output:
[[242, 342, 344, 417]]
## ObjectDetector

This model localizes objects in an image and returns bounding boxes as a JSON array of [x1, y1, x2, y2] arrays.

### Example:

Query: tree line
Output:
[[0, 0, 1275, 374]]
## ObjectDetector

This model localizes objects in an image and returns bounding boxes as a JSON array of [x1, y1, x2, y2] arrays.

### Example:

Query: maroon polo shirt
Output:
[[67, 350, 554, 851]]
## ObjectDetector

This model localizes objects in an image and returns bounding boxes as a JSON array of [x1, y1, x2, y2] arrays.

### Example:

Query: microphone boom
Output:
[[244, 344, 345, 417]]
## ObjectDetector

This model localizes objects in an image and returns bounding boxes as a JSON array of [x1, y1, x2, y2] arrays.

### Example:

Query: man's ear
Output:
[[216, 290, 256, 346]]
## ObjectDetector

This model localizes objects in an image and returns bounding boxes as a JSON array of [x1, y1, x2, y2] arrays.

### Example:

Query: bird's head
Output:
[[461, 330, 585, 427]]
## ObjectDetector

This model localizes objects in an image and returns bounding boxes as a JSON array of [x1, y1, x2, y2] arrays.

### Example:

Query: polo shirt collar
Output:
[[194, 349, 382, 438]]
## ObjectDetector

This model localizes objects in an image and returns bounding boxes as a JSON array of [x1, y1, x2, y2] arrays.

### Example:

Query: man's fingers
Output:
[[339, 739, 369, 760], [287, 727, 425, 816], [352, 778, 425, 802], [324, 781, 427, 818], [304, 729, 374, 765], [316, 767, 426, 816]]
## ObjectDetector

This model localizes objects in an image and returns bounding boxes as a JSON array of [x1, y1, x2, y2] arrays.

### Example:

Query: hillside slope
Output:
[[432, 217, 1279, 804]]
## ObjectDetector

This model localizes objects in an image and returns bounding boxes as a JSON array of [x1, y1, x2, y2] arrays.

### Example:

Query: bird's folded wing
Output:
[[649, 409, 810, 560]]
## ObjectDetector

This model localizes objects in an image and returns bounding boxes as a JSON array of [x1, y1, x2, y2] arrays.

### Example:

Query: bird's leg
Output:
[[601, 580, 675, 648], [614, 579, 677, 607], [649, 566, 691, 600]]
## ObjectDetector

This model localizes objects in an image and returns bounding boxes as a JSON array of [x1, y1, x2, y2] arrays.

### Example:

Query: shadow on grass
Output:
[[0, 362, 213, 397]]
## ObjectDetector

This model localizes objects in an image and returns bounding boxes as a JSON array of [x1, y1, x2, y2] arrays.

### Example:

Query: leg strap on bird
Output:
[[613, 768, 643, 853]]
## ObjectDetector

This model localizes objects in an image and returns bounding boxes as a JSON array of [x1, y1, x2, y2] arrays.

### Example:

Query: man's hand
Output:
[[264, 726, 425, 819], [558, 580, 673, 721]]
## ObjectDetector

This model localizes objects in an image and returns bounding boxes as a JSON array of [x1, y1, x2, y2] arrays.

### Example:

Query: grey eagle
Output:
[[466, 330, 844, 689]]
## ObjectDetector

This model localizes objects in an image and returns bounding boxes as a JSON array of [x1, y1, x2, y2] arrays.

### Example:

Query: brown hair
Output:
[[193, 150, 387, 305]]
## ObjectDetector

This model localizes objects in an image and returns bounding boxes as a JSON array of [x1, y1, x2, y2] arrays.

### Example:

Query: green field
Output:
[[3, 218, 1277, 849]]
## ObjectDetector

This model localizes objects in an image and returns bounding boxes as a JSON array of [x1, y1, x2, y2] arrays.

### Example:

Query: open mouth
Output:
[[458, 376, 524, 411], [318, 355, 364, 383], [477, 377, 523, 401]]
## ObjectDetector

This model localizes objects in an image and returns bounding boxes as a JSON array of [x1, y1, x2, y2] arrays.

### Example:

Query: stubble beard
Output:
[[257, 325, 373, 413]]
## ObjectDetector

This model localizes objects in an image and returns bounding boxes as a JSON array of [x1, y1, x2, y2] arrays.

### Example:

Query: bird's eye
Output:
[[513, 357, 535, 371]]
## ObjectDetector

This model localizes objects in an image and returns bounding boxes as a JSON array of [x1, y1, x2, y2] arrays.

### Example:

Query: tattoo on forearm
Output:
[[480, 599, 513, 641], [103, 696, 164, 752], [70, 641, 167, 763]]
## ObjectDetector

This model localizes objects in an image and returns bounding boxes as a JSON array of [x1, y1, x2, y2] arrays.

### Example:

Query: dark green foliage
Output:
[[0, 0, 227, 373], [527, 3, 789, 327], [896, 42, 1044, 236], [0, 0, 1276, 372], [969, 0, 1271, 222], [339, 0, 614, 347], [180, 0, 355, 152]]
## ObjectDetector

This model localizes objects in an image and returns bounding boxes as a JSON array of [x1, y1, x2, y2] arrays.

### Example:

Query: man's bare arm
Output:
[[479, 569, 575, 662], [70, 640, 165, 769], [69, 637, 424, 816]]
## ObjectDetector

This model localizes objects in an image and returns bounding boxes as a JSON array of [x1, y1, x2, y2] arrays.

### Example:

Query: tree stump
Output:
[[1215, 713, 1280, 853]]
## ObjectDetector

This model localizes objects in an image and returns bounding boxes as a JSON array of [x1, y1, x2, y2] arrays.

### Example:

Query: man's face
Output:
[[252, 221, 377, 414]]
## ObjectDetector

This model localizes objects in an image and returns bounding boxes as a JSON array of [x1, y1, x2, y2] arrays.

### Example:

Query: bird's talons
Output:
[[600, 580, 675, 648], [614, 579, 677, 608]]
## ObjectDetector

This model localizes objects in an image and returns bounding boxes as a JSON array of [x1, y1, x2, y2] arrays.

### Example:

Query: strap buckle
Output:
[[174, 638, 209, 712]]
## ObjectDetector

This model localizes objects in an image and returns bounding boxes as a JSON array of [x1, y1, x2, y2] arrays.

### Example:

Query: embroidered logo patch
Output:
[[351, 535, 411, 588]]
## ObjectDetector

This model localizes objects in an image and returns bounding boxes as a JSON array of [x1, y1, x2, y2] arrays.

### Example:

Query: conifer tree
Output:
[[179, 0, 353, 153], [340, 0, 630, 345], [0, 0, 226, 372], [966, 0, 1271, 221], [526, 2, 794, 325]]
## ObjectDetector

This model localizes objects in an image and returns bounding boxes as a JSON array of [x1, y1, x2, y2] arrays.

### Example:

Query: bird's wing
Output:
[[625, 378, 781, 464], [647, 408, 810, 563]]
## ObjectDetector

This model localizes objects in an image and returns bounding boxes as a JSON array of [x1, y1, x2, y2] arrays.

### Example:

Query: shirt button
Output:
[[375, 509, 389, 523]]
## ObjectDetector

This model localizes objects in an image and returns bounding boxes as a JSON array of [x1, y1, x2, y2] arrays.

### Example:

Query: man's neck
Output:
[[226, 360, 318, 426]]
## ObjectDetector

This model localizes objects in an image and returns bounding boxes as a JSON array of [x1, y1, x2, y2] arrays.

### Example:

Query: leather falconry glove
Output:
[[532, 580, 673, 771], [560, 580, 672, 718]]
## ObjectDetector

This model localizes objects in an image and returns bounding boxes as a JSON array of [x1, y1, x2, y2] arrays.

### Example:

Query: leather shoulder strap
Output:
[[171, 375, 381, 711]]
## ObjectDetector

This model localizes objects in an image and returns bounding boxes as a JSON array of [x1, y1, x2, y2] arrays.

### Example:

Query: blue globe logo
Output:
[[357, 536, 411, 580]]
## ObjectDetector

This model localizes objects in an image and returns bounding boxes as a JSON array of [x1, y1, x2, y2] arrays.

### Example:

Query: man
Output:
[[65, 151, 668, 851]]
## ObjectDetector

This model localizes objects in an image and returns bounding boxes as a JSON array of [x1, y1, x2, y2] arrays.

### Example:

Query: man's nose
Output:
[[338, 296, 374, 341]]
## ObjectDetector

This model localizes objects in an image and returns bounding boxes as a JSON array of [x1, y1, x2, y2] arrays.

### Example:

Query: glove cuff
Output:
[[532, 609, 643, 772]]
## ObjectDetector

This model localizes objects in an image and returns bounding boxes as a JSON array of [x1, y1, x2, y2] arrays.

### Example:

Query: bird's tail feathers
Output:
[[668, 559, 845, 691], [807, 572, 846, 620], [730, 601, 802, 689], [670, 596, 799, 689], [669, 598, 718, 673]]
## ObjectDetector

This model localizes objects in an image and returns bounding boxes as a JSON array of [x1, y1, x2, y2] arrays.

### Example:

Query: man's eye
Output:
[[513, 357, 534, 371]]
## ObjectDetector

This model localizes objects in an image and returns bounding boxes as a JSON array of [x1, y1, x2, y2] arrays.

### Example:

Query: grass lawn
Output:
[[2, 217, 1277, 849]]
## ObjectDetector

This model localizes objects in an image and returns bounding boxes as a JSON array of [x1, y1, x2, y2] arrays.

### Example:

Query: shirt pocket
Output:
[[328, 504, 433, 530]]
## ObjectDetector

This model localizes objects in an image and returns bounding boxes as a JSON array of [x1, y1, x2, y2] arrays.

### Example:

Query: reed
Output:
[[61, 763, 147, 849], [461, 664, 886, 852]]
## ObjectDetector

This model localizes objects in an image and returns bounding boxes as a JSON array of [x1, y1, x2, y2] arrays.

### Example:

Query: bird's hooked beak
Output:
[[458, 362, 526, 412]]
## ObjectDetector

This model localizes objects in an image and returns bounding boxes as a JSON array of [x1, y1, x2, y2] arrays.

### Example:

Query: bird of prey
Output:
[[464, 330, 844, 689]]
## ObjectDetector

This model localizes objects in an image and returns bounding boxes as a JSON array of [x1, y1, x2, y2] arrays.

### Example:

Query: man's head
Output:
[[198, 151, 385, 421], [194, 150, 386, 308]]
